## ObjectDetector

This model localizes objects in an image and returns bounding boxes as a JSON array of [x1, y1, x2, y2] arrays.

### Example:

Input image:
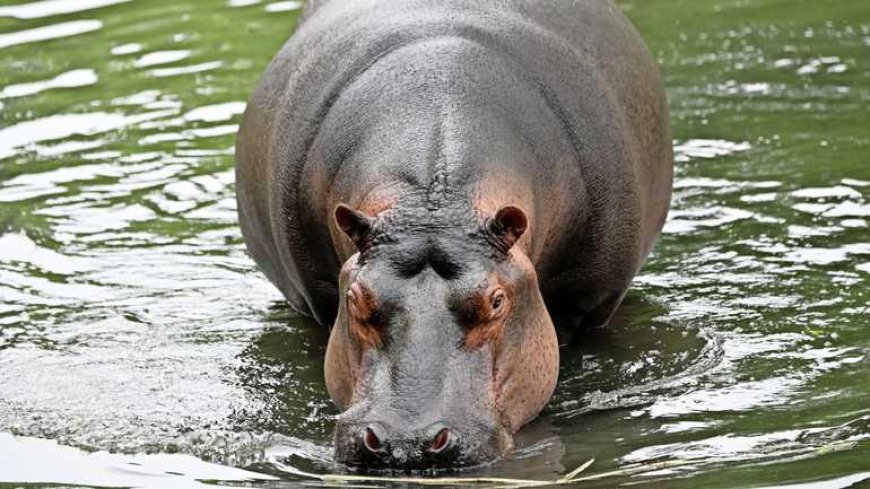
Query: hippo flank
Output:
[[235, 0, 672, 471]]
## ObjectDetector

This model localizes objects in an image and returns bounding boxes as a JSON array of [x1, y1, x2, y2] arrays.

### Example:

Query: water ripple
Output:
[[0, 0, 129, 19], [0, 19, 103, 49]]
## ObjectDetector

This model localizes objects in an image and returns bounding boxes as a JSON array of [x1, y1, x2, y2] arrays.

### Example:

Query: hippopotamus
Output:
[[235, 0, 672, 470]]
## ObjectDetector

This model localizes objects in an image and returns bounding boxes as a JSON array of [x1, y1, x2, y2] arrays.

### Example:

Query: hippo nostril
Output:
[[427, 427, 451, 454], [363, 426, 383, 453]]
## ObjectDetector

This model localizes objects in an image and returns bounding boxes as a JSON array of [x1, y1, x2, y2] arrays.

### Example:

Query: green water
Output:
[[1, 0, 869, 487]]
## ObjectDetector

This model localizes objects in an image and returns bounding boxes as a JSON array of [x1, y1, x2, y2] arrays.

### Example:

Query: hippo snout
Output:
[[334, 419, 469, 470]]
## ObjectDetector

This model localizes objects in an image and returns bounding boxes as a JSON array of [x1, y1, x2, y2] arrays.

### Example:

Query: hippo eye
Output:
[[491, 291, 505, 311], [346, 289, 359, 314], [367, 309, 383, 327], [347, 284, 384, 327], [346, 283, 386, 348]]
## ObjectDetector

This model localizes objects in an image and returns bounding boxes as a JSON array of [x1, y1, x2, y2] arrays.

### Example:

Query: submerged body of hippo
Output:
[[235, 0, 672, 471]]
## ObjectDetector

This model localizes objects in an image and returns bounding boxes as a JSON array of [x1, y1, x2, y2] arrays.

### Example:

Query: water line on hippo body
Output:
[[266, 455, 597, 487], [266, 438, 861, 487]]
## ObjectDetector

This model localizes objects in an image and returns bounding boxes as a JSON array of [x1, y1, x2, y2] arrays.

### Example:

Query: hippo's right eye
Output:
[[349, 289, 381, 324], [367, 309, 383, 327], [347, 289, 364, 319], [347, 283, 386, 348]]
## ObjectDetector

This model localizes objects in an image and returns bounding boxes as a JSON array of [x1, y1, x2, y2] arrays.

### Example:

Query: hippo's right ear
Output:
[[334, 203, 375, 251]]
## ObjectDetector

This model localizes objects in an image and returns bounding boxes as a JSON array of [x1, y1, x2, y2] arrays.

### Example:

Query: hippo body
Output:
[[236, 0, 671, 470]]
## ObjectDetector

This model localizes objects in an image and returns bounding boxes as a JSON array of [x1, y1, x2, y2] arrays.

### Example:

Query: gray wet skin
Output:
[[235, 0, 672, 471]]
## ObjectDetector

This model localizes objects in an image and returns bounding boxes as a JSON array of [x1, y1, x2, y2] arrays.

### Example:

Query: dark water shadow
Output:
[[549, 293, 722, 417], [228, 302, 337, 443]]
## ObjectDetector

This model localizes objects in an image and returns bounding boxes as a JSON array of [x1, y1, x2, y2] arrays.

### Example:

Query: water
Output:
[[1, 0, 869, 487]]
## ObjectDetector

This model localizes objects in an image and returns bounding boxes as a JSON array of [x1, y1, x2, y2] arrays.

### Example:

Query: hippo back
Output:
[[235, 0, 672, 324]]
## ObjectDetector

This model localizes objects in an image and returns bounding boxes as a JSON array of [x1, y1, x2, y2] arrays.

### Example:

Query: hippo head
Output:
[[325, 203, 559, 471]]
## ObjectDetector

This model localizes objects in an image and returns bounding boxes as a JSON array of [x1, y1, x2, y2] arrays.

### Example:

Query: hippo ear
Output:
[[487, 206, 528, 250], [335, 203, 374, 251]]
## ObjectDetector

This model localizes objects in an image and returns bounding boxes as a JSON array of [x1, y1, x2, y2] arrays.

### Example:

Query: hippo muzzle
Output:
[[334, 401, 510, 470], [331, 304, 512, 470]]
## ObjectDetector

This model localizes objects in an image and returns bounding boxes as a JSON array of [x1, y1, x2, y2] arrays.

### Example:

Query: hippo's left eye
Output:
[[460, 289, 509, 349], [490, 290, 506, 312]]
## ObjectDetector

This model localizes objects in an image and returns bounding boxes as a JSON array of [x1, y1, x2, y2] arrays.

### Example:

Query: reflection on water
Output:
[[230, 311, 333, 442], [0, 19, 103, 49], [0, 433, 276, 489], [1, 0, 870, 487], [0, 68, 98, 99], [0, 0, 131, 20]]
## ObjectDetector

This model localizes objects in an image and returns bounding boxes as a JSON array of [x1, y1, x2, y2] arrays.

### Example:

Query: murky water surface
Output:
[[1, 0, 869, 487]]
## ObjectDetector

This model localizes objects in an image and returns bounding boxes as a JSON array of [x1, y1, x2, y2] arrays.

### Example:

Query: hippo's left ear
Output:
[[335, 203, 375, 251], [487, 206, 528, 250]]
